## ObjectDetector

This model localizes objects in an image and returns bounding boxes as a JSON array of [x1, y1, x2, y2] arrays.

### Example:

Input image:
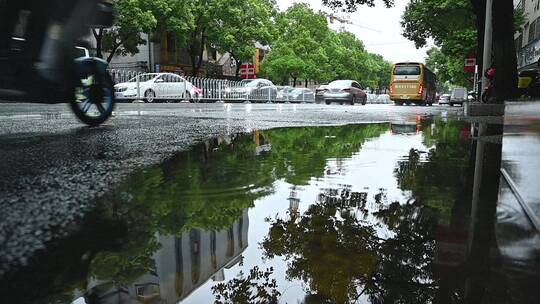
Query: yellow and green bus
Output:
[[389, 62, 436, 106]]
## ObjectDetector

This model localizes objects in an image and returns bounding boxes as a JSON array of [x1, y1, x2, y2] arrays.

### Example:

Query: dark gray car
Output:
[[287, 88, 315, 103]]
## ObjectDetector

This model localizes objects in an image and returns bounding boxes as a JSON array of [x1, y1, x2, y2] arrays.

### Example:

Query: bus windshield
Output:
[[393, 66, 420, 75]]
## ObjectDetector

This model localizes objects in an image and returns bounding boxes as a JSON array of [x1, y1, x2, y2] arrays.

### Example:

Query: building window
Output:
[[535, 16, 540, 39], [529, 20, 536, 43], [516, 34, 523, 50]]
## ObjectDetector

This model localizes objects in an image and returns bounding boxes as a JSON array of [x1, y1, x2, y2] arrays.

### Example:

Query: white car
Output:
[[224, 78, 277, 101], [439, 94, 451, 105], [114, 73, 200, 102], [450, 87, 467, 106]]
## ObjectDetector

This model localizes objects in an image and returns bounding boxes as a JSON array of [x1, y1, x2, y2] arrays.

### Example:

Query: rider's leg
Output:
[[38, 0, 96, 82]]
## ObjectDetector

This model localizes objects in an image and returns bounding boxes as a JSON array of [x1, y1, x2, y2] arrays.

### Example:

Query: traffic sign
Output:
[[464, 53, 476, 73], [239, 63, 255, 79]]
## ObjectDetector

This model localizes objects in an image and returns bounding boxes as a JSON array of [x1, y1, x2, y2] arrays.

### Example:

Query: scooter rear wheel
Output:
[[70, 70, 115, 126]]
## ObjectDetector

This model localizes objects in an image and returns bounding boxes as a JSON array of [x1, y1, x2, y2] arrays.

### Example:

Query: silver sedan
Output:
[[323, 80, 367, 105]]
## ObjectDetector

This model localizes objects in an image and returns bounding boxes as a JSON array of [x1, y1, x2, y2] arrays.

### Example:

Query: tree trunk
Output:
[[470, 0, 486, 97], [492, 0, 518, 103], [189, 31, 199, 76], [92, 29, 104, 59], [106, 42, 121, 63], [235, 61, 241, 79], [231, 53, 241, 79], [304, 79, 308, 88], [191, 28, 206, 77], [292, 77, 297, 87]]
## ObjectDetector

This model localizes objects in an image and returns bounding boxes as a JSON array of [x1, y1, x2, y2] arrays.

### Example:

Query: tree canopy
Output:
[[322, 0, 395, 11], [94, 0, 276, 74], [93, 0, 157, 62], [260, 3, 392, 89], [401, 0, 476, 89]]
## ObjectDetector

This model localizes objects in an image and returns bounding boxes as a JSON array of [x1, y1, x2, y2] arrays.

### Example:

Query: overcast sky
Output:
[[275, 0, 432, 64]]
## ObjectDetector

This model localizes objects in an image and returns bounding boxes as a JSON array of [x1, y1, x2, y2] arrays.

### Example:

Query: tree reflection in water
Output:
[[262, 186, 438, 303], [261, 117, 473, 303]]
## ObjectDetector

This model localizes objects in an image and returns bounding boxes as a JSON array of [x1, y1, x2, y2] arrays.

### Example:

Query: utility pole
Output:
[[480, 0, 493, 96]]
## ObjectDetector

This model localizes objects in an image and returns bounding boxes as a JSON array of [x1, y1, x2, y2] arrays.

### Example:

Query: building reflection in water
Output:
[[86, 211, 249, 304]]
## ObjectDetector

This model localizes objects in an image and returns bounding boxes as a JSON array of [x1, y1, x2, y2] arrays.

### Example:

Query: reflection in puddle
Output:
[[2, 118, 537, 303]]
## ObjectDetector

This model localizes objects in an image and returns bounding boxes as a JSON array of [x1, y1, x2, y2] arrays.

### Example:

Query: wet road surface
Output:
[[2, 102, 539, 303]]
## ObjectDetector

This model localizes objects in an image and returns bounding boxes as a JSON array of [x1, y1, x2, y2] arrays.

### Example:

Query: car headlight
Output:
[[115, 87, 127, 92]]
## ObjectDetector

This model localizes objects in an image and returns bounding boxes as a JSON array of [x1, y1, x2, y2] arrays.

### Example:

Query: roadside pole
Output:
[[135, 75, 143, 104], [470, 0, 493, 252], [481, 0, 493, 97], [474, 64, 479, 101]]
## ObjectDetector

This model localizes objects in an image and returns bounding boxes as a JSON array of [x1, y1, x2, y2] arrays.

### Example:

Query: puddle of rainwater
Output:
[[3, 117, 537, 303]]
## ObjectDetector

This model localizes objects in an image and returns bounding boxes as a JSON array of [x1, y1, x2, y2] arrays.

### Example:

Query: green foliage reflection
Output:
[[395, 118, 471, 222], [262, 188, 438, 303], [90, 124, 389, 286]]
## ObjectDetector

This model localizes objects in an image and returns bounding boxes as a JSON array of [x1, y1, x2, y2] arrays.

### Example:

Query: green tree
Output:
[[260, 42, 306, 85], [401, 0, 476, 88], [261, 4, 392, 88], [211, 0, 276, 78], [92, 0, 157, 63], [426, 47, 471, 89], [261, 3, 331, 85], [400, 0, 521, 101], [321, 0, 394, 11]]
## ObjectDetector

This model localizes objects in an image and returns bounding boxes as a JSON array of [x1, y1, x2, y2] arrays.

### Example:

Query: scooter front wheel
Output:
[[70, 69, 115, 126]]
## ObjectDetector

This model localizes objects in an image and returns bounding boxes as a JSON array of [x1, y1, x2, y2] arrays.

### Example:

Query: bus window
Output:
[[393, 65, 420, 75]]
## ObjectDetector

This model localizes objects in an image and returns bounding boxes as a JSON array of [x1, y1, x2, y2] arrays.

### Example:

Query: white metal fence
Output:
[[109, 69, 391, 104]]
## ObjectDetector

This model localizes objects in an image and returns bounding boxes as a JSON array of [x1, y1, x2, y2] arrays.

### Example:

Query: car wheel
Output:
[[325, 100, 331, 105], [184, 91, 192, 102], [350, 96, 356, 105], [144, 89, 156, 103], [362, 96, 367, 105], [395, 101, 403, 106]]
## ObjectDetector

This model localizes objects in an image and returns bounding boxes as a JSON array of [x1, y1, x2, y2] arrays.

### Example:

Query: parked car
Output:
[[450, 87, 467, 106], [287, 88, 315, 103], [114, 73, 199, 103], [468, 90, 476, 102], [224, 78, 277, 101], [323, 80, 367, 105], [315, 84, 328, 103], [439, 93, 451, 105], [376, 94, 391, 104], [276, 86, 294, 102]]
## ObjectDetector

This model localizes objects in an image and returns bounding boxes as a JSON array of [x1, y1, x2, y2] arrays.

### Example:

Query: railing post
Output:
[[218, 80, 223, 103], [136, 75, 140, 100]]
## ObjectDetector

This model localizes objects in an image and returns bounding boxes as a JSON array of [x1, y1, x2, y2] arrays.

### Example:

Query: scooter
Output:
[[517, 58, 540, 98], [481, 67, 496, 103], [0, 0, 115, 126]]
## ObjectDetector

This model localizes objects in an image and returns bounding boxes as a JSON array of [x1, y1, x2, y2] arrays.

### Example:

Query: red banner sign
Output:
[[239, 63, 255, 79]]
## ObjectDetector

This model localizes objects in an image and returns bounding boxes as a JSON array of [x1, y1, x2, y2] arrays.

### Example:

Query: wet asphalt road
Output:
[[0, 102, 463, 277]]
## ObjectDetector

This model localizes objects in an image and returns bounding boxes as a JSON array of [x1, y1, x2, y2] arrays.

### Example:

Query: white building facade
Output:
[[515, 0, 540, 70]]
